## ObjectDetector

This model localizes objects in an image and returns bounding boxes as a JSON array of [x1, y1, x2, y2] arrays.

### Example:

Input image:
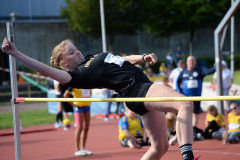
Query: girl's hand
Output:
[[2, 37, 18, 56], [144, 53, 157, 65]]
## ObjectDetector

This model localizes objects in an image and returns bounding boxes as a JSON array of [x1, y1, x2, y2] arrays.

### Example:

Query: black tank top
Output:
[[64, 53, 150, 96]]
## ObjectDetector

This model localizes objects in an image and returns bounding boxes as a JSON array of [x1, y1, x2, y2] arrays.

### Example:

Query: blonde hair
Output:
[[50, 39, 74, 69]]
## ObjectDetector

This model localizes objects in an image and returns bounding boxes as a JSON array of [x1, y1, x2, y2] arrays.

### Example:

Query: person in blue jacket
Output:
[[177, 56, 215, 140]]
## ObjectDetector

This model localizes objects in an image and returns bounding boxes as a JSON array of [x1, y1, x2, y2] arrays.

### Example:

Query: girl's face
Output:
[[61, 43, 85, 70]]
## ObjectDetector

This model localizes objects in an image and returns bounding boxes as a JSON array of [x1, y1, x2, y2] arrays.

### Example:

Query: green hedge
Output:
[[195, 57, 215, 68], [226, 55, 240, 70]]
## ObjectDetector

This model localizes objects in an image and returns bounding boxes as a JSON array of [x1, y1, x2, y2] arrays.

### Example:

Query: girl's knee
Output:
[[152, 141, 169, 157], [179, 101, 193, 113]]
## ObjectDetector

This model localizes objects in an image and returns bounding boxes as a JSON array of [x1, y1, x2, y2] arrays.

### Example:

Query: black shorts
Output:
[[62, 102, 73, 113], [120, 136, 150, 147], [57, 95, 73, 113], [193, 101, 201, 114], [125, 83, 152, 116]]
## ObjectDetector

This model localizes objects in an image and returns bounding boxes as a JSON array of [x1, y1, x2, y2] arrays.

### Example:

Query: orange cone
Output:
[[19, 76, 24, 84]]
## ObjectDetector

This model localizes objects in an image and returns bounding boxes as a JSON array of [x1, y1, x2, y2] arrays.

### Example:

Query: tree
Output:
[[146, 0, 231, 55], [60, 0, 147, 52]]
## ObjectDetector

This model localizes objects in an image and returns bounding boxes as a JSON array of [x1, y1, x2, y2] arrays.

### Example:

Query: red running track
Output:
[[0, 112, 240, 160]]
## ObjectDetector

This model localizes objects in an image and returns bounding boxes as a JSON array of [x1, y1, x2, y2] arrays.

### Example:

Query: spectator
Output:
[[119, 109, 150, 149], [105, 90, 123, 121], [175, 46, 184, 62], [222, 103, 240, 145], [204, 105, 226, 139], [166, 112, 178, 145], [143, 61, 150, 72], [169, 60, 186, 91], [159, 62, 167, 76], [213, 60, 233, 112], [163, 77, 172, 88], [166, 51, 173, 73], [59, 83, 74, 120], [177, 56, 215, 140], [146, 67, 155, 77], [102, 88, 113, 121], [192, 105, 226, 140], [53, 80, 63, 128], [64, 88, 93, 156], [143, 62, 155, 78]]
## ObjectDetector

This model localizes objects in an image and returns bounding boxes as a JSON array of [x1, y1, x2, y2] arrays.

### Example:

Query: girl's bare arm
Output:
[[124, 53, 157, 65], [2, 37, 71, 83]]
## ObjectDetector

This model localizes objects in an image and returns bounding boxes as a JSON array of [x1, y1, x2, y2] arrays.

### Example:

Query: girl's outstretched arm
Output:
[[124, 53, 157, 65], [2, 37, 71, 83]]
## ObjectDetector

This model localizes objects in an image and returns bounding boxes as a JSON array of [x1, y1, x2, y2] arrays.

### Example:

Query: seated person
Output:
[[222, 103, 240, 145], [105, 91, 122, 121], [193, 105, 226, 140], [118, 109, 150, 148], [204, 105, 226, 139], [159, 62, 167, 76], [166, 112, 177, 145], [163, 77, 172, 89]]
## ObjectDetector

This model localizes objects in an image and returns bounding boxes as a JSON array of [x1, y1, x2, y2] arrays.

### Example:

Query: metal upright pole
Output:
[[214, 32, 224, 114], [214, 0, 240, 114], [231, 0, 235, 74], [99, 0, 107, 52], [6, 22, 22, 160]]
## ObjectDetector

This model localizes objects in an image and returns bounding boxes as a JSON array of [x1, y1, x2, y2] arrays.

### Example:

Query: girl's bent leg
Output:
[[144, 84, 193, 148], [141, 111, 169, 160]]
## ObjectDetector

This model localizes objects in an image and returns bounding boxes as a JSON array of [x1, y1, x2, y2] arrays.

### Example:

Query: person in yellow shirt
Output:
[[192, 105, 226, 140], [64, 87, 93, 156], [159, 62, 167, 76], [203, 105, 226, 139], [166, 112, 177, 145], [118, 109, 150, 148], [222, 103, 240, 145]]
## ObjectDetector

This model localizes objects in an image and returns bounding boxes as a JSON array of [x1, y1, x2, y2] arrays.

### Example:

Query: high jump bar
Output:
[[16, 96, 240, 102]]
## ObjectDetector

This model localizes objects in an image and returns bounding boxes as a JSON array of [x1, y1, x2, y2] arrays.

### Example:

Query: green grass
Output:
[[0, 109, 75, 129]]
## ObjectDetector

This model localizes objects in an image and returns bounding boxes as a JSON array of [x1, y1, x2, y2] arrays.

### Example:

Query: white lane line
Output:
[[194, 150, 240, 156], [36, 146, 240, 160]]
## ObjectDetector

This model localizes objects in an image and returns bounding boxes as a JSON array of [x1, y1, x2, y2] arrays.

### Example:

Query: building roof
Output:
[[0, 0, 66, 18]]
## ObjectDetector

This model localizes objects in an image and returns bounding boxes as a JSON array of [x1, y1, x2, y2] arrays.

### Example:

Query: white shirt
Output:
[[53, 80, 61, 95], [169, 68, 183, 90], [166, 55, 173, 64], [213, 68, 233, 89]]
